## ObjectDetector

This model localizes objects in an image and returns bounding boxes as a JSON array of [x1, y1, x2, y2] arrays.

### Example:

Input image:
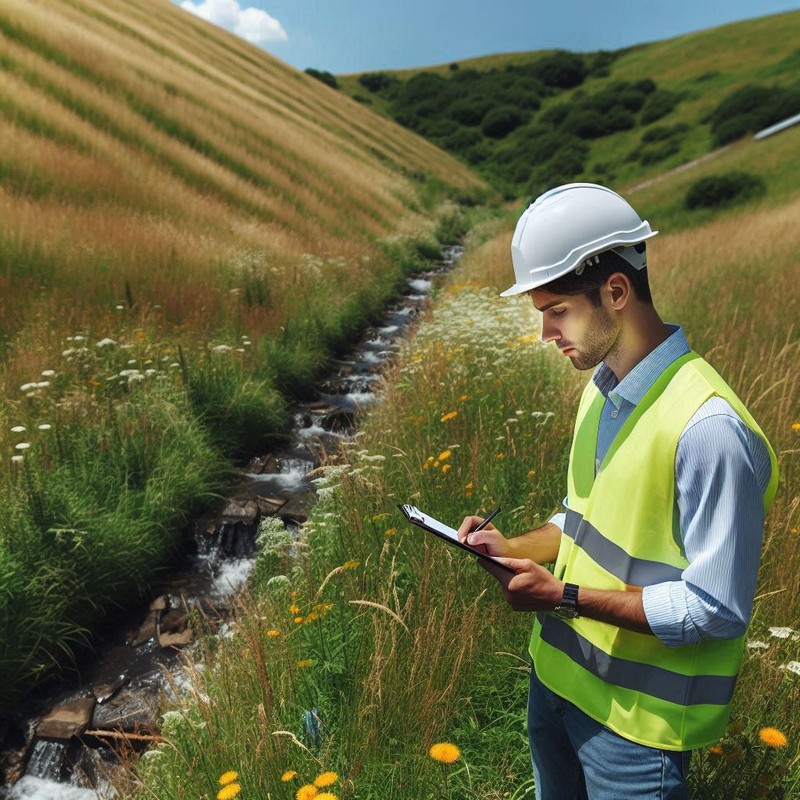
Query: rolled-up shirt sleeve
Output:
[[642, 401, 771, 647]]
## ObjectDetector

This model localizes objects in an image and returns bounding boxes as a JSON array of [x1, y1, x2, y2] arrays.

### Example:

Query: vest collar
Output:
[[592, 324, 689, 409]]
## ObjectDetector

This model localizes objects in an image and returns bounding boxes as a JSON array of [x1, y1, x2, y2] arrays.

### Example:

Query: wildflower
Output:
[[747, 640, 769, 650], [115, 304, 124, 310], [41, 370, 55, 377], [218, 771, 239, 785], [15, 443, 30, 450], [384, 528, 397, 536], [217, 784, 241, 800], [440, 411, 458, 422], [342, 559, 360, 570], [281, 770, 298, 781], [438, 450, 452, 461], [267, 629, 281, 637], [429, 742, 461, 764], [708, 745, 724, 756], [442, 464, 451, 473], [527, 470, 537, 479], [20, 383, 37, 392], [96, 338, 116, 348], [11, 455, 23, 463], [297, 659, 313, 668], [289, 603, 300, 614], [768, 626, 793, 638], [792, 422, 800, 431], [38, 424, 52, 431], [314, 772, 338, 788], [294, 616, 304, 624], [496, 453, 505, 460], [758, 727, 788, 748], [458, 395, 469, 401], [315, 794, 338, 800], [296, 783, 319, 800], [780, 661, 800, 675]]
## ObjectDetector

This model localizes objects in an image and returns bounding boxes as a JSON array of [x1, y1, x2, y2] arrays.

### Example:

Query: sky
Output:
[[174, 0, 800, 74]]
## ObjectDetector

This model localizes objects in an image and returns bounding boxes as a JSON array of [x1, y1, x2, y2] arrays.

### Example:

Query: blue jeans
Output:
[[527, 665, 691, 800]]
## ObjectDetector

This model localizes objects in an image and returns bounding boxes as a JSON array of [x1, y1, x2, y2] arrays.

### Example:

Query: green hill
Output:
[[0, 0, 485, 707], [336, 10, 800, 201]]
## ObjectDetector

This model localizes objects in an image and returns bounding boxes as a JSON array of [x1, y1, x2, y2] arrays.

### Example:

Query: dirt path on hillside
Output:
[[625, 146, 730, 193]]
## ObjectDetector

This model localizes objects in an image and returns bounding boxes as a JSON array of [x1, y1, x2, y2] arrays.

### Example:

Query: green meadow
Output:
[[1, 2, 799, 799]]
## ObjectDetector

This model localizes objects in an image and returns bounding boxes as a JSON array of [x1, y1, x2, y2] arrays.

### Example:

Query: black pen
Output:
[[472, 507, 501, 532]]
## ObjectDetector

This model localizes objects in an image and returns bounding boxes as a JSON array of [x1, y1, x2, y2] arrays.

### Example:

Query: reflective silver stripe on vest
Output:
[[540, 616, 737, 707], [563, 509, 684, 586]]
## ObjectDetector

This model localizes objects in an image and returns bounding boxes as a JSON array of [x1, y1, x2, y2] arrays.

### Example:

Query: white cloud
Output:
[[179, 0, 287, 44]]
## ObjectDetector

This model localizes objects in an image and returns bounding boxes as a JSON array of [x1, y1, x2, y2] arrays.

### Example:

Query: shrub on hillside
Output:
[[304, 68, 338, 90], [530, 51, 587, 89], [358, 72, 399, 93], [640, 89, 680, 124], [449, 97, 495, 126], [684, 172, 766, 210], [709, 84, 800, 145], [641, 122, 690, 142], [481, 106, 527, 138]]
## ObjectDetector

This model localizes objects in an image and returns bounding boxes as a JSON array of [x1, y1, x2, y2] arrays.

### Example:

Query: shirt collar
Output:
[[592, 325, 689, 409]]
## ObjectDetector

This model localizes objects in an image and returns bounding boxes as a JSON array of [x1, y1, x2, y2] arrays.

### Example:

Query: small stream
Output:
[[0, 246, 461, 800]]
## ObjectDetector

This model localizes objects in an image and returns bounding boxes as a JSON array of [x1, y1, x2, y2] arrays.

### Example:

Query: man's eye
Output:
[[551, 308, 566, 318]]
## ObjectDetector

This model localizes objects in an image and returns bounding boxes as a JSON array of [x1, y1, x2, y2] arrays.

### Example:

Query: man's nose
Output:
[[541, 317, 558, 343]]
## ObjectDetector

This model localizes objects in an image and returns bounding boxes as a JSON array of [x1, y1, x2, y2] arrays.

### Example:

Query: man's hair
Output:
[[540, 247, 652, 306]]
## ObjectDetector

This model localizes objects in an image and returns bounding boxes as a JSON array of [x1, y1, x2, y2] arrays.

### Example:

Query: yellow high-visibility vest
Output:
[[530, 352, 778, 750]]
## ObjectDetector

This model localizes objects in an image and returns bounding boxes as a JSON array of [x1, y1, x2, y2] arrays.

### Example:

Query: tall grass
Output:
[[133, 188, 799, 799]]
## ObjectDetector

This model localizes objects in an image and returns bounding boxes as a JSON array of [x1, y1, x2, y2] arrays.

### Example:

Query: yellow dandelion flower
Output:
[[422, 462, 430, 470], [342, 559, 360, 570], [527, 469, 537, 479], [429, 742, 461, 764], [217, 783, 241, 800], [296, 784, 319, 800], [496, 453, 505, 460], [314, 771, 338, 788], [441, 464, 451, 473], [459, 395, 469, 401], [297, 659, 313, 668], [426, 455, 435, 462], [759, 727, 788, 748], [282, 770, 298, 782], [438, 450, 452, 461], [384, 528, 397, 536], [218, 771, 239, 785], [440, 411, 458, 422], [466, 492, 473, 498], [267, 629, 281, 637], [465, 482, 473, 489], [304, 612, 319, 623], [792, 422, 800, 431], [315, 794, 338, 800], [294, 616, 304, 624], [289, 603, 300, 614]]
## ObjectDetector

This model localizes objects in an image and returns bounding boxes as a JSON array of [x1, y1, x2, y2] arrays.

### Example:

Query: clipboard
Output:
[[397, 504, 514, 573]]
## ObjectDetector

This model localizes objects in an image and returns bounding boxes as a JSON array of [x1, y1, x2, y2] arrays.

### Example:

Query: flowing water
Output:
[[0, 246, 461, 800]]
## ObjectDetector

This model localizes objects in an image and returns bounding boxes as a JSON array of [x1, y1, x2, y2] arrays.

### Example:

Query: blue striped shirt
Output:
[[552, 325, 771, 647]]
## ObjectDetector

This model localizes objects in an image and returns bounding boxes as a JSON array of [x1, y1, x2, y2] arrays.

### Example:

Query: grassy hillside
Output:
[[0, 0, 488, 706], [337, 10, 800, 200]]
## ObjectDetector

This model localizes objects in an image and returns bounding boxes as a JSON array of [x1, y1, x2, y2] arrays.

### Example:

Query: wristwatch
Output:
[[554, 582, 580, 619]]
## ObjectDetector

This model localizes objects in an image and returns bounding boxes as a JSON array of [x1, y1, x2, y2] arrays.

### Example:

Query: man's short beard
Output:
[[570, 304, 619, 370]]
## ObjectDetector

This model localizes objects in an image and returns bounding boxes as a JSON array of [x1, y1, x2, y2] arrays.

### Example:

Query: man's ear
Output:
[[606, 272, 632, 309]]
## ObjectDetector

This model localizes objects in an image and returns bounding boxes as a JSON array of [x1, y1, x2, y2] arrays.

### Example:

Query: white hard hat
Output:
[[500, 183, 658, 297]]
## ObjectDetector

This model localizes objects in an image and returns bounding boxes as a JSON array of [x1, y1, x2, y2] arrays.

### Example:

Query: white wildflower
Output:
[[779, 661, 800, 675], [35, 381, 50, 389], [746, 640, 769, 650], [20, 383, 37, 392], [38, 424, 52, 431], [212, 345, 232, 353], [41, 370, 56, 377], [115, 304, 124, 310], [96, 338, 117, 348], [15, 442, 31, 450], [10, 426, 26, 433], [768, 626, 793, 639], [11, 455, 24, 463]]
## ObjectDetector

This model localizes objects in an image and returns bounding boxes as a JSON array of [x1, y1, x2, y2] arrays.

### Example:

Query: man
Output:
[[457, 183, 778, 800]]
